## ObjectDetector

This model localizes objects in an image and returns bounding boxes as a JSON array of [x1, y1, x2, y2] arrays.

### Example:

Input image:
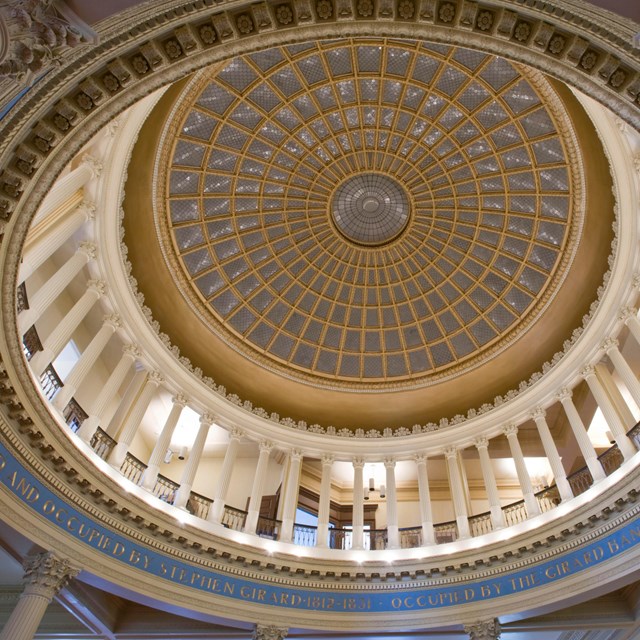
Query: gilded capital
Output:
[[22, 552, 79, 600], [464, 619, 501, 640], [253, 624, 288, 640]]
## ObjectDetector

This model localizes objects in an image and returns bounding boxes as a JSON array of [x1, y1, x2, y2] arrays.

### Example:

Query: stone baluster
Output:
[[107, 371, 164, 468], [244, 441, 274, 534], [557, 388, 606, 481], [18, 241, 97, 335], [531, 408, 573, 502], [414, 454, 435, 545], [52, 314, 120, 411], [384, 457, 399, 549], [19, 199, 96, 284], [279, 450, 303, 543], [76, 344, 139, 443], [140, 393, 188, 490], [503, 424, 540, 517], [174, 413, 214, 510], [444, 447, 471, 539], [582, 365, 636, 460], [474, 437, 505, 530], [30, 279, 105, 377], [602, 337, 640, 411], [351, 457, 365, 550], [464, 619, 501, 640], [315, 454, 334, 548], [208, 427, 244, 523], [0, 552, 79, 640]]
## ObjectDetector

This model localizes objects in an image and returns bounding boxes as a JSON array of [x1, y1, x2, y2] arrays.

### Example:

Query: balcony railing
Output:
[[90, 427, 117, 460], [221, 505, 247, 531], [63, 398, 88, 433], [22, 325, 42, 361]]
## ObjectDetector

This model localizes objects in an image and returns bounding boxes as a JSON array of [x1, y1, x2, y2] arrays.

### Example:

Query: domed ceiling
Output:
[[124, 38, 614, 430]]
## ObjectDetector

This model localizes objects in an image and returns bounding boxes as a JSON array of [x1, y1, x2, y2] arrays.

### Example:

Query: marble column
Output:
[[620, 307, 640, 348], [253, 624, 288, 640], [0, 552, 79, 640], [603, 337, 640, 410], [557, 388, 606, 481], [384, 458, 399, 549], [503, 424, 540, 517], [414, 454, 435, 545], [208, 427, 244, 523], [279, 449, 303, 543], [30, 279, 105, 377], [464, 619, 501, 640], [244, 441, 274, 534], [444, 447, 470, 539], [315, 454, 334, 548], [140, 393, 188, 490], [18, 241, 97, 334], [76, 344, 139, 443], [596, 363, 636, 426], [174, 413, 213, 510], [19, 199, 96, 284], [107, 371, 164, 468], [351, 457, 365, 550], [53, 314, 120, 411], [474, 437, 505, 529], [582, 365, 636, 460], [531, 408, 573, 502]]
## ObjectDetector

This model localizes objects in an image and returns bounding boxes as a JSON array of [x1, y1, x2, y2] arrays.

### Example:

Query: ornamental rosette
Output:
[[357, 0, 373, 17], [476, 10, 493, 31], [513, 21, 531, 42], [276, 5, 294, 24], [438, 2, 455, 22], [398, 0, 414, 19], [316, 0, 333, 19], [236, 14, 254, 34]]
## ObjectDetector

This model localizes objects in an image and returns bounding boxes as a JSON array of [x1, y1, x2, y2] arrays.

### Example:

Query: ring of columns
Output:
[[0, 0, 640, 635]]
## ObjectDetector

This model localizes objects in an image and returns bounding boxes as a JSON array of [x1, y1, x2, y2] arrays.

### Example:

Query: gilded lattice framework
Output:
[[155, 39, 581, 387]]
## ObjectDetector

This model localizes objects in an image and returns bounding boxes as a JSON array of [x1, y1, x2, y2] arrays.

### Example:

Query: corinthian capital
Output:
[[601, 337, 618, 353], [464, 619, 501, 640], [253, 624, 288, 640], [22, 552, 79, 599], [502, 423, 518, 437]]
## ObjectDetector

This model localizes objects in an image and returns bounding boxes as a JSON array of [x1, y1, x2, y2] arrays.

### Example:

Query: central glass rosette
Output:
[[330, 174, 411, 246]]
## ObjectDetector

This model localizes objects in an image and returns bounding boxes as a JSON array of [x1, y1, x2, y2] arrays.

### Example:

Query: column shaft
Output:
[[584, 367, 636, 460], [504, 426, 540, 517], [315, 455, 334, 548], [174, 414, 212, 509], [140, 394, 187, 490], [607, 343, 640, 410], [245, 442, 273, 534], [107, 372, 163, 468], [208, 430, 243, 523], [53, 316, 118, 411], [415, 456, 435, 545], [625, 314, 640, 347], [475, 439, 505, 529], [76, 346, 137, 442], [351, 459, 365, 549], [445, 448, 470, 539], [18, 242, 95, 334], [30, 281, 104, 377], [279, 451, 303, 543], [532, 411, 573, 502], [19, 199, 94, 283], [385, 459, 399, 549], [558, 391, 606, 481]]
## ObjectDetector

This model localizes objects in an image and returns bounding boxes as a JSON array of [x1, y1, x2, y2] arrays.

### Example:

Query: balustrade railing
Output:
[[293, 523, 317, 547], [17, 282, 29, 313], [22, 325, 42, 361], [256, 515, 280, 539], [535, 486, 561, 513], [90, 427, 116, 460], [433, 520, 457, 544], [153, 474, 179, 503], [627, 422, 640, 450], [121, 452, 146, 484], [469, 511, 493, 537], [63, 397, 88, 433], [399, 526, 422, 549], [328, 528, 352, 550], [567, 466, 593, 497], [599, 445, 624, 475], [502, 499, 527, 527], [221, 505, 247, 531], [366, 529, 388, 550], [40, 364, 63, 401], [187, 491, 212, 520]]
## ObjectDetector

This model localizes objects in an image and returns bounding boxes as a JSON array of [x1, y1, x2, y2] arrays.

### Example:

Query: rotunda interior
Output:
[[0, 1, 639, 639]]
